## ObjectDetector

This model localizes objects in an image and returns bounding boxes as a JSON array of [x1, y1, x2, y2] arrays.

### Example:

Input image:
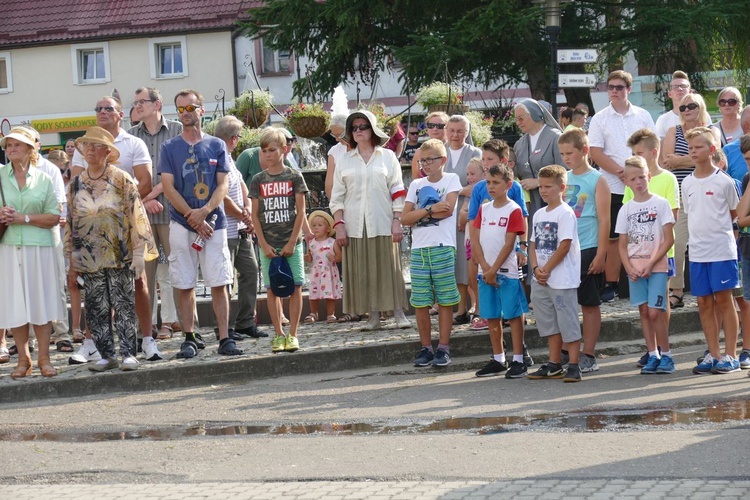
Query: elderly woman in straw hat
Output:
[[0, 127, 66, 379], [64, 126, 157, 373], [329, 109, 411, 331]]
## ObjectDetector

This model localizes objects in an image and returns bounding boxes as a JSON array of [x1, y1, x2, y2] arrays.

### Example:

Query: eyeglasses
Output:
[[81, 143, 109, 151], [351, 124, 371, 132], [132, 99, 155, 107], [679, 103, 699, 112], [177, 105, 201, 113], [417, 156, 444, 167], [670, 84, 690, 91], [425, 123, 446, 130], [607, 84, 627, 91], [719, 98, 739, 107], [94, 106, 117, 113]]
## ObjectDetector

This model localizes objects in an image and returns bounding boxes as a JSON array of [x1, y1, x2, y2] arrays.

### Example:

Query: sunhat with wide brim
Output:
[[343, 109, 390, 148], [75, 126, 120, 163], [308, 210, 335, 236], [0, 127, 36, 150]]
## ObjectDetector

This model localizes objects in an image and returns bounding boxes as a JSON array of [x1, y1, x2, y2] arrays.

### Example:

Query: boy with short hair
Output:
[[528, 165, 583, 382], [250, 128, 309, 353], [560, 129, 610, 373], [616, 156, 676, 374], [472, 165, 530, 378], [683, 127, 741, 374], [402, 139, 462, 367]]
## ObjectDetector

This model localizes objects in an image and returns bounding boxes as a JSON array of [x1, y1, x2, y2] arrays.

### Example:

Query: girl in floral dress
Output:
[[304, 211, 342, 323]]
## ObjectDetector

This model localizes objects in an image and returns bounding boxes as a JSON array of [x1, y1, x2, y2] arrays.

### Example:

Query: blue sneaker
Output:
[[693, 353, 717, 375], [739, 350, 750, 370], [432, 348, 452, 367], [413, 347, 434, 367], [640, 355, 660, 375], [712, 354, 740, 374], [601, 283, 619, 303], [655, 355, 675, 374]]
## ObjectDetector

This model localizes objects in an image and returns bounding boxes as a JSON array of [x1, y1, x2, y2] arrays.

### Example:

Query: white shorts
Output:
[[168, 221, 233, 290]]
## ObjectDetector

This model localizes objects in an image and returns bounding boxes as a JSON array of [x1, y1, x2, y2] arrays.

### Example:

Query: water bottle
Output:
[[192, 214, 218, 251]]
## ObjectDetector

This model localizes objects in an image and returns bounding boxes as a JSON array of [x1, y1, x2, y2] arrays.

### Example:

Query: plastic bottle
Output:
[[192, 214, 218, 251]]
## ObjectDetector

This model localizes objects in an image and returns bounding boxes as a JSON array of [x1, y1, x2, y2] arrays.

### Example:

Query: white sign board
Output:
[[557, 49, 598, 64], [559, 74, 598, 88]]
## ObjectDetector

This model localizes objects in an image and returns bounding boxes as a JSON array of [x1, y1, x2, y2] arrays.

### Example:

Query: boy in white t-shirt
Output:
[[528, 165, 583, 382], [616, 156, 675, 374], [683, 127, 741, 374], [402, 139, 462, 368], [472, 165, 530, 379]]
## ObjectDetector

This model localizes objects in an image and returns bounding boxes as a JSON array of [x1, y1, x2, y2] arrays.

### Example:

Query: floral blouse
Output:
[[64, 165, 157, 273]]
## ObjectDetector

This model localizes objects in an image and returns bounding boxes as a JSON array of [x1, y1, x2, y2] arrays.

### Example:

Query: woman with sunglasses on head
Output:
[[661, 93, 720, 310], [411, 111, 449, 180], [713, 87, 744, 147]]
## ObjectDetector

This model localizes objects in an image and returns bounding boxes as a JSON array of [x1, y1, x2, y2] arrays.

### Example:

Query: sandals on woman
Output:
[[0, 346, 9, 364], [669, 293, 684, 309], [156, 324, 174, 340], [304, 313, 318, 324], [72, 329, 85, 343], [38, 358, 57, 378], [11, 361, 32, 379], [56, 340, 74, 352]]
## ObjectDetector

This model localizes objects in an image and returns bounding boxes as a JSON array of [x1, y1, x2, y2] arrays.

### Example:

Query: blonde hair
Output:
[[419, 138, 446, 157], [624, 155, 648, 173], [627, 128, 660, 152], [718, 86, 744, 108], [538, 164, 567, 184], [425, 111, 449, 124], [260, 127, 287, 149], [685, 126, 716, 147], [48, 149, 69, 165], [679, 93, 711, 127]]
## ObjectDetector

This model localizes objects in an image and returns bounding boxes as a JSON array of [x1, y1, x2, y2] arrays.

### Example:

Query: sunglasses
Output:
[[607, 84, 627, 91], [177, 105, 201, 113], [408, 132, 419, 136], [426, 123, 446, 130], [94, 106, 116, 113], [719, 98, 739, 107], [351, 124, 371, 132], [132, 99, 155, 107], [417, 156, 444, 167], [679, 103, 699, 112]]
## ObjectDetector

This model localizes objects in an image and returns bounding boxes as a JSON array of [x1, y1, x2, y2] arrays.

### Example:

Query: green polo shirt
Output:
[[235, 147, 293, 187], [0, 164, 60, 247]]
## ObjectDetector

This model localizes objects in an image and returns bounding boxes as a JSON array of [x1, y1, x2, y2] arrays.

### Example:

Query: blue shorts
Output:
[[689, 260, 739, 297], [259, 242, 305, 289], [410, 246, 460, 308], [478, 275, 529, 320], [628, 272, 668, 310]]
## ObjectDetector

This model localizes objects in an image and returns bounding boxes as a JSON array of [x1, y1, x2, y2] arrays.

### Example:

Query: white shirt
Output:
[[615, 194, 675, 274], [654, 111, 680, 139], [34, 157, 66, 205], [224, 156, 246, 239], [328, 142, 347, 166], [531, 203, 580, 289], [588, 103, 656, 195], [405, 173, 462, 249], [72, 128, 151, 181], [475, 199, 525, 279], [329, 147, 406, 238]]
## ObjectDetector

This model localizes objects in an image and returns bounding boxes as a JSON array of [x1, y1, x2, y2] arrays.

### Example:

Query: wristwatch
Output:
[[24, 215, 30, 224]]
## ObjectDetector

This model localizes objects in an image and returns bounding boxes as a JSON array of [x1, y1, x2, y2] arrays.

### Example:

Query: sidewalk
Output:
[[0, 295, 704, 403]]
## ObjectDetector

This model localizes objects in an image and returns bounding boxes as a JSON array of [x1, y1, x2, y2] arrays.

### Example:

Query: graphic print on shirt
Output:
[[625, 207, 658, 248], [534, 220, 559, 255], [565, 184, 588, 218], [180, 145, 215, 201], [415, 185, 448, 228], [259, 180, 295, 224]]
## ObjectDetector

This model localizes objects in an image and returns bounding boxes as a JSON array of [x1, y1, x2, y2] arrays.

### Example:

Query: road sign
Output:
[[558, 74, 598, 88], [557, 49, 598, 64]]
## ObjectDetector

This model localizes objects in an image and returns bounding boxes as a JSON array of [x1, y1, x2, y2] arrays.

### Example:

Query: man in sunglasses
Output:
[[588, 70, 656, 304], [400, 125, 420, 165], [654, 71, 693, 140]]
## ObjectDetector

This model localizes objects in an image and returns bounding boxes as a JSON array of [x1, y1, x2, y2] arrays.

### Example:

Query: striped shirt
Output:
[[225, 156, 246, 240], [672, 125, 693, 189], [128, 117, 183, 225]]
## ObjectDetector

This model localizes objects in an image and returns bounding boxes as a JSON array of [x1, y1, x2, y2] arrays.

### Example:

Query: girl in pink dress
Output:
[[304, 211, 342, 323]]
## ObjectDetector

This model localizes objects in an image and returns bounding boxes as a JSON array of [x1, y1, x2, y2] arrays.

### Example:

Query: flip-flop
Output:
[[72, 329, 84, 343], [217, 338, 243, 356], [56, 340, 74, 352]]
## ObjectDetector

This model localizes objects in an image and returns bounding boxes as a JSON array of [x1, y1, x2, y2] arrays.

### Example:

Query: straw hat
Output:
[[0, 127, 36, 150], [307, 210, 335, 236], [343, 109, 390, 147], [75, 126, 120, 163]]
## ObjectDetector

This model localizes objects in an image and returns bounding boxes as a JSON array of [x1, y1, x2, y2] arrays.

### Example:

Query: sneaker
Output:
[[475, 359, 508, 377], [563, 364, 582, 383], [712, 354, 740, 374], [284, 335, 299, 352], [88, 358, 119, 372], [527, 362, 564, 379], [693, 353, 717, 375], [141, 337, 163, 361], [738, 350, 750, 370], [637, 347, 662, 367], [121, 356, 139, 371], [432, 348, 452, 367], [522, 344, 534, 367], [696, 349, 709, 365], [560, 351, 570, 367], [579, 355, 599, 373], [272, 335, 286, 353], [413, 347, 434, 367], [236, 325, 269, 338], [655, 355, 676, 374], [505, 360, 528, 379], [640, 355, 660, 375], [601, 283, 619, 303], [68, 341, 102, 365]]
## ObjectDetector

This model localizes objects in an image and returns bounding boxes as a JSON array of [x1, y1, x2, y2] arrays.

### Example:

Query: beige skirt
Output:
[[342, 232, 407, 315]]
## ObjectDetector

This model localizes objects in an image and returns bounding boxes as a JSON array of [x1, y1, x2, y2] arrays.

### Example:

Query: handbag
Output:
[[0, 173, 8, 242]]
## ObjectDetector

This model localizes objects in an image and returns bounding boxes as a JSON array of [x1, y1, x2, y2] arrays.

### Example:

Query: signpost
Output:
[[558, 73, 598, 88], [557, 48, 598, 64]]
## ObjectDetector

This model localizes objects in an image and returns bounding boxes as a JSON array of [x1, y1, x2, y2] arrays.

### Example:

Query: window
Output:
[[148, 36, 188, 79], [0, 52, 12, 93], [71, 42, 110, 85], [256, 38, 293, 76]]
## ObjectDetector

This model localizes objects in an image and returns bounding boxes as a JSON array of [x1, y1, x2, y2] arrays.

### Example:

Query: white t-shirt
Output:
[[615, 194, 675, 274], [328, 142, 347, 166], [654, 111, 681, 139], [405, 172, 462, 249], [72, 128, 151, 181], [531, 203, 581, 289], [681, 168, 739, 262], [474, 199, 525, 279]]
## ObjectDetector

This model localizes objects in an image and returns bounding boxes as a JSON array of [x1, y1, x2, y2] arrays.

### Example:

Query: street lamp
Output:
[[545, 0, 561, 120]]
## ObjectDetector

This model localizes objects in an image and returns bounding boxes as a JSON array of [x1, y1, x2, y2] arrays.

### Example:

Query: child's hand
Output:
[[535, 267, 549, 285], [280, 242, 295, 257], [516, 250, 527, 267], [588, 253, 606, 275], [262, 244, 277, 259], [483, 273, 498, 287], [326, 252, 336, 262], [304, 251, 312, 263]]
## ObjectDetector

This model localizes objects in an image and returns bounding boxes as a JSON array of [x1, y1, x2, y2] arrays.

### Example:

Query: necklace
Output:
[[88, 163, 109, 181], [12, 162, 29, 174]]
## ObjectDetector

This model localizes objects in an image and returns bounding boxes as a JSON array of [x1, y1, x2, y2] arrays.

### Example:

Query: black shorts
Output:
[[578, 247, 604, 307], [609, 193, 624, 240]]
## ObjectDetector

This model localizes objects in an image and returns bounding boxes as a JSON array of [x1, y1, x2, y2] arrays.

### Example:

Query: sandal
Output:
[[326, 315, 337, 324], [8, 345, 17, 356], [217, 338, 243, 356], [669, 293, 684, 309], [11, 361, 32, 379], [56, 340, 74, 353], [194, 333, 206, 350], [304, 313, 318, 324], [337, 314, 361, 323], [176, 341, 198, 359], [156, 325, 174, 340], [72, 329, 84, 343], [0, 346, 9, 364], [453, 312, 470, 325], [38, 358, 57, 378], [170, 322, 183, 333], [470, 317, 489, 330]]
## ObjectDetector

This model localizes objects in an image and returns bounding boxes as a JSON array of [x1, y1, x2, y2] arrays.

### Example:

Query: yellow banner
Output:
[[31, 116, 97, 133]]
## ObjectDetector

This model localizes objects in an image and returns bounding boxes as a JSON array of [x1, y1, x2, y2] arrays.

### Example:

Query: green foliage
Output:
[[415, 82, 463, 108], [465, 110, 493, 146]]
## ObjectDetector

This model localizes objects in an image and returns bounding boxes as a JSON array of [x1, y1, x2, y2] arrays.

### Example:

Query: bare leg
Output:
[[605, 239, 621, 284], [548, 334, 563, 364], [175, 288, 196, 333], [134, 273, 152, 338], [715, 290, 739, 357], [565, 339, 581, 364], [437, 305, 452, 346], [266, 290, 284, 337], [415, 307, 432, 346], [639, 304, 657, 352], [288, 286, 302, 337], [581, 305, 601, 356], [648, 306, 670, 353], [487, 318, 504, 355], [456, 284, 469, 315], [211, 285, 229, 340], [697, 295, 721, 358], [508, 316, 524, 356], [326, 299, 336, 319]]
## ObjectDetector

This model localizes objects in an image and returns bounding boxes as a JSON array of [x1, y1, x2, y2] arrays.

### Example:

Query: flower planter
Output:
[[428, 104, 469, 115], [288, 116, 329, 139], [237, 107, 270, 128]]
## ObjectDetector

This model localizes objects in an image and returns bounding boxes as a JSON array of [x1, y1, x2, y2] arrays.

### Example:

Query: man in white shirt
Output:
[[654, 71, 692, 140]]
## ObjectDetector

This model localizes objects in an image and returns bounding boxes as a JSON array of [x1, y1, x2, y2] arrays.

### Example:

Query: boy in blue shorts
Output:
[[250, 128, 309, 353], [616, 156, 675, 374], [683, 127, 741, 374], [402, 139, 462, 367], [472, 165, 530, 378]]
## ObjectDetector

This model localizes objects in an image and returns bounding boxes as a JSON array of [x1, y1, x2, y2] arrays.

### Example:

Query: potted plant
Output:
[[230, 90, 274, 128], [492, 105, 522, 146], [203, 119, 262, 159], [416, 82, 468, 115], [283, 102, 330, 138], [465, 110, 493, 147]]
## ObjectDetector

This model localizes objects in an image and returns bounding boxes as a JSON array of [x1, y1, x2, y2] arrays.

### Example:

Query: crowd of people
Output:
[[2, 71, 750, 383]]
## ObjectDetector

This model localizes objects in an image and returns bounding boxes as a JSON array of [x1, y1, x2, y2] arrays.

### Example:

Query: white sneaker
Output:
[[69, 340, 102, 365], [121, 355, 139, 371], [141, 337, 163, 361]]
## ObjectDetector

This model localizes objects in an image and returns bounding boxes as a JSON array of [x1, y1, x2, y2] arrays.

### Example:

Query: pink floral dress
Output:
[[308, 237, 342, 300]]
